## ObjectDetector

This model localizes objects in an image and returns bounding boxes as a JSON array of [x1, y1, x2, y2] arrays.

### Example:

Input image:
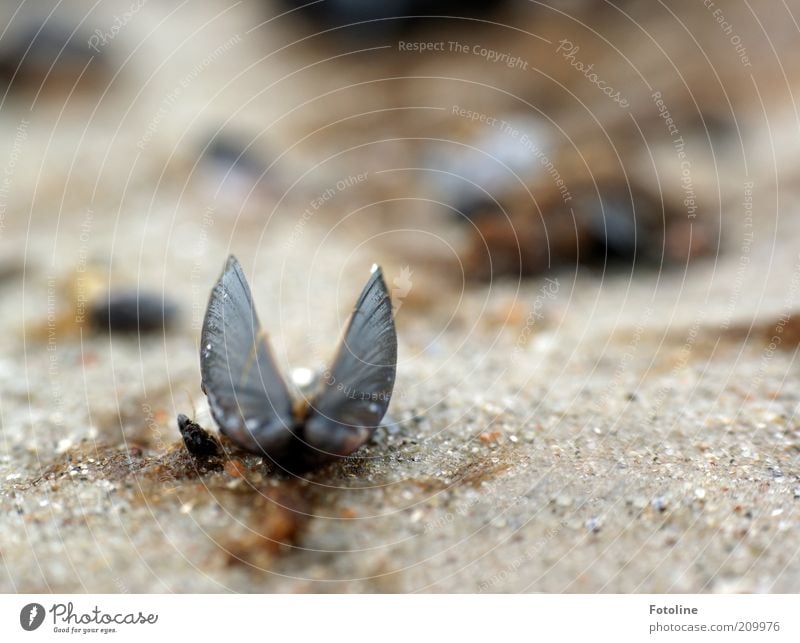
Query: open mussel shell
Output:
[[199, 256, 397, 470]]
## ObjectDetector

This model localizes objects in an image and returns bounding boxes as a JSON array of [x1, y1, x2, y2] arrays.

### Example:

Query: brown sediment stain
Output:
[[214, 448, 516, 568], [478, 430, 504, 444], [626, 313, 800, 353], [451, 453, 513, 487], [14, 433, 338, 568], [414, 449, 515, 493], [755, 313, 800, 349], [223, 459, 247, 478], [462, 172, 715, 280], [17, 435, 253, 495], [604, 314, 800, 376], [21, 443, 149, 489], [220, 487, 311, 568], [11, 425, 514, 568], [688, 315, 800, 350]]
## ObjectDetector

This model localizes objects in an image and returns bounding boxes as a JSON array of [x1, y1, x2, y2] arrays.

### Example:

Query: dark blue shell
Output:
[[200, 256, 396, 469]]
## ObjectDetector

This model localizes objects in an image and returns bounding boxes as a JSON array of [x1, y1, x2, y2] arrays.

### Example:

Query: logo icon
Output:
[[20, 603, 45, 631]]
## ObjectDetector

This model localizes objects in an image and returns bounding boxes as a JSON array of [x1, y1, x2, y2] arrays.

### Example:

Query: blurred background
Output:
[[1, 0, 800, 593]]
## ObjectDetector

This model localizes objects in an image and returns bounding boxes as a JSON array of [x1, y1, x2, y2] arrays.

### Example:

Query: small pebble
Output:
[[0, 22, 107, 92], [651, 497, 667, 512], [203, 132, 266, 178], [56, 438, 73, 454], [177, 414, 221, 457], [478, 430, 503, 444], [224, 460, 246, 478], [89, 291, 179, 334]]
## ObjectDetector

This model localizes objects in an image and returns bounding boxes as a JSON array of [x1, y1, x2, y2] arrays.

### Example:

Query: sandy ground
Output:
[[1, 0, 799, 592]]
